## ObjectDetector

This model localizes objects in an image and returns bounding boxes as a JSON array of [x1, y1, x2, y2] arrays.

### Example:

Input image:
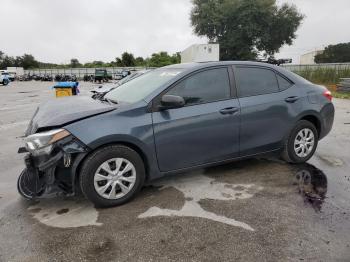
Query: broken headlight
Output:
[[25, 129, 70, 155]]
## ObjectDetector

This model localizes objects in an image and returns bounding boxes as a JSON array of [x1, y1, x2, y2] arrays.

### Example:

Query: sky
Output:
[[0, 0, 349, 64]]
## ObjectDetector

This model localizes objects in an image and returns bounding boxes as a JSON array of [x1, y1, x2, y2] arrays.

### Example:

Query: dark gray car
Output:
[[18, 61, 334, 207]]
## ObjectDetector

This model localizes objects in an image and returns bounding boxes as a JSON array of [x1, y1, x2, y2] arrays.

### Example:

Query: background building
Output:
[[181, 44, 220, 63], [300, 50, 324, 64]]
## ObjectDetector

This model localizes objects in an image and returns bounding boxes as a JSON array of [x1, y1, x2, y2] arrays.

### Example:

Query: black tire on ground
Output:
[[79, 145, 146, 208], [17, 168, 44, 200], [281, 120, 319, 163], [3, 79, 9, 86]]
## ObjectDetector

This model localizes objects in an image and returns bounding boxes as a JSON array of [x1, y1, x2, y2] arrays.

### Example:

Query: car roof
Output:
[[163, 61, 309, 85], [164, 61, 280, 69]]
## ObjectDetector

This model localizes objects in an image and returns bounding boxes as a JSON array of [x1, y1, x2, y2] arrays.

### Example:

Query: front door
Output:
[[152, 67, 240, 172]]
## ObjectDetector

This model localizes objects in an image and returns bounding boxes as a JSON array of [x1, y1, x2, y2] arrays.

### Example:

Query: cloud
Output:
[[0, 0, 206, 63], [1, 0, 349, 64], [276, 0, 350, 63]]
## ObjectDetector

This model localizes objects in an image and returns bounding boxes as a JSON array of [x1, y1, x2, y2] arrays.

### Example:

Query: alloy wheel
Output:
[[294, 128, 315, 158], [94, 158, 136, 200]]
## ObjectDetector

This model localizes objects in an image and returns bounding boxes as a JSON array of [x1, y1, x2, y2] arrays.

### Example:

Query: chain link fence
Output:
[[24, 67, 153, 79]]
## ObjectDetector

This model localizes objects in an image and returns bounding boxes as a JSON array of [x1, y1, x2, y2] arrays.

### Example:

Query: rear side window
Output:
[[167, 68, 231, 106], [276, 74, 293, 91], [236, 67, 279, 97]]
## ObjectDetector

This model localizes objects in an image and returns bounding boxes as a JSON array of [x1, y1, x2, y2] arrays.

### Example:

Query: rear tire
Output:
[[281, 120, 318, 163], [80, 145, 145, 208]]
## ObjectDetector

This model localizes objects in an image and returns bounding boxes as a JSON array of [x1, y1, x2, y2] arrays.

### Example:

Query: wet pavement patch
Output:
[[29, 208, 42, 213], [293, 163, 327, 212], [27, 198, 101, 228], [56, 208, 69, 215], [84, 238, 120, 261], [139, 172, 263, 231]]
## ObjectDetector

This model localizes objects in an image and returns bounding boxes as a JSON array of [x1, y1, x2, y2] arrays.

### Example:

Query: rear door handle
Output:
[[219, 107, 239, 115], [285, 96, 299, 103]]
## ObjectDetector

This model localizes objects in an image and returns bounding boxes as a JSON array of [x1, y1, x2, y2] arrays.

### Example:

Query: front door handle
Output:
[[285, 96, 299, 103], [219, 107, 239, 115]]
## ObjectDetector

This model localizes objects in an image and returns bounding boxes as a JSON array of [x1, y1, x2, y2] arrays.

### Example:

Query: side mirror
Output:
[[159, 95, 185, 110]]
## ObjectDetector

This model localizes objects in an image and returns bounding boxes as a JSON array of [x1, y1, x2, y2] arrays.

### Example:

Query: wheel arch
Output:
[[72, 136, 155, 193], [297, 113, 322, 137]]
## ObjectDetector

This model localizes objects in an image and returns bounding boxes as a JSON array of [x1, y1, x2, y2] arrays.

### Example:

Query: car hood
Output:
[[25, 96, 117, 136]]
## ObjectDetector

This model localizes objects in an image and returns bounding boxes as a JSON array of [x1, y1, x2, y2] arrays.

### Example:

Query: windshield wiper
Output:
[[94, 94, 118, 105], [104, 97, 118, 104]]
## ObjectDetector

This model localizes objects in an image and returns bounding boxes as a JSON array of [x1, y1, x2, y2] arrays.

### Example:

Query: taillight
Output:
[[323, 90, 332, 102]]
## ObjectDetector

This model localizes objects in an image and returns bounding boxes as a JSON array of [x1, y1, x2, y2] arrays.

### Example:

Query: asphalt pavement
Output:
[[0, 81, 349, 262]]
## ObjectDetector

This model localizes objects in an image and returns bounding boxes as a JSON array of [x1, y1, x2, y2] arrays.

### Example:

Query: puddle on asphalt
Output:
[[293, 163, 328, 212], [26, 162, 328, 229], [27, 198, 101, 228], [139, 172, 263, 231], [56, 208, 69, 214]]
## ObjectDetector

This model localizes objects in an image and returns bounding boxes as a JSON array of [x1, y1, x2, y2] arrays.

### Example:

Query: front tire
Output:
[[282, 120, 318, 163], [17, 168, 44, 200], [80, 145, 145, 207]]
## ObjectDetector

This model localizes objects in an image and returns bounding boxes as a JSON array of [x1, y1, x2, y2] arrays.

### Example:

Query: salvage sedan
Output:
[[18, 62, 334, 207]]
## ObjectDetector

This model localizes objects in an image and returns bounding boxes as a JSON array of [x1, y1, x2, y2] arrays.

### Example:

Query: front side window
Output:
[[167, 68, 231, 106], [236, 67, 279, 97]]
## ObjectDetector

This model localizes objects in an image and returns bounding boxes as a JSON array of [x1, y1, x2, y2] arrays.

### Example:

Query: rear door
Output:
[[152, 67, 240, 172], [233, 65, 295, 156]]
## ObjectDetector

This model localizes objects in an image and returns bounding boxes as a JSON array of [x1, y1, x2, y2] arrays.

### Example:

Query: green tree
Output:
[[70, 58, 81, 68], [148, 52, 178, 67], [135, 57, 145, 66], [115, 57, 124, 67], [121, 52, 136, 67], [20, 54, 39, 69], [170, 52, 181, 64], [92, 61, 104, 67], [315, 43, 350, 63], [191, 0, 304, 60]]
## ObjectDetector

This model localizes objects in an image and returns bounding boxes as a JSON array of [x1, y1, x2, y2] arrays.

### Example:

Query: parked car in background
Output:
[[94, 69, 112, 82], [115, 70, 131, 80], [0, 71, 10, 85], [8, 72, 16, 81], [17, 61, 334, 207], [91, 70, 151, 100]]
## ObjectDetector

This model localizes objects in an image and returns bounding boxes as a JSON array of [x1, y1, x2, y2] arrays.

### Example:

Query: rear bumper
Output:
[[319, 103, 335, 140]]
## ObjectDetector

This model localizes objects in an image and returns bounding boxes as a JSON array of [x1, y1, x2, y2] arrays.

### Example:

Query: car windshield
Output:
[[117, 72, 141, 86], [104, 68, 183, 104]]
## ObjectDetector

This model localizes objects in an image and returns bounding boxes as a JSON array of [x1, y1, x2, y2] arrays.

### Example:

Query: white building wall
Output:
[[6, 67, 24, 76], [181, 44, 220, 63], [300, 50, 324, 65]]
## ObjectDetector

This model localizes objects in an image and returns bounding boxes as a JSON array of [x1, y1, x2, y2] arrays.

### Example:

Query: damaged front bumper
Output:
[[18, 135, 89, 199]]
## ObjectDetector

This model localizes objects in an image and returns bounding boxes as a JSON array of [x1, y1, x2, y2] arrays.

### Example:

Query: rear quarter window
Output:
[[276, 74, 293, 91]]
